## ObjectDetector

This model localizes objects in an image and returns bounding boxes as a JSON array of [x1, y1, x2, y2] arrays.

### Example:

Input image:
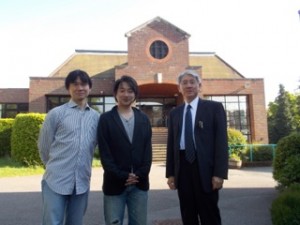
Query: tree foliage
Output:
[[268, 84, 295, 144]]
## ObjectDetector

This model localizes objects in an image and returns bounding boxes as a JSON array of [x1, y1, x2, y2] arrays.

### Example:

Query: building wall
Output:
[[202, 78, 268, 143], [29, 77, 115, 112], [0, 89, 29, 103], [117, 20, 197, 85]]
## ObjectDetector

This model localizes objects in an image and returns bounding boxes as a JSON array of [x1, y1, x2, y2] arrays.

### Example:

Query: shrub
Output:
[[11, 113, 46, 166], [273, 132, 300, 187], [244, 144, 275, 162], [0, 119, 14, 157], [271, 183, 300, 225], [227, 128, 247, 159]]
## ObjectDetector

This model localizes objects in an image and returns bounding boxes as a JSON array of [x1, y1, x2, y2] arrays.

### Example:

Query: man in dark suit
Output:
[[97, 75, 152, 225], [166, 70, 228, 225]]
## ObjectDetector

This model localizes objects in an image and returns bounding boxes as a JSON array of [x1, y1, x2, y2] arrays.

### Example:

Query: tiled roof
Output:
[[49, 51, 128, 78], [190, 53, 244, 79], [49, 50, 244, 79], [125, 16, 190, 38]]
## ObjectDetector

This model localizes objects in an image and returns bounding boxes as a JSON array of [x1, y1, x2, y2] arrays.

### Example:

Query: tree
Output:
[[294, 94, 300, 131], [268, 84, 294, 143]]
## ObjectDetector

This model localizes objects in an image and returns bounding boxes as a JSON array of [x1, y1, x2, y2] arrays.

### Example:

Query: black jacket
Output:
[[166, 98, 228, 193], [97, 106, 152, 195]]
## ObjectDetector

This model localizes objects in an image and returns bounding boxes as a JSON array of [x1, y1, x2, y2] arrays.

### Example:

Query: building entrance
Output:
[[137, 97, 176, 127]]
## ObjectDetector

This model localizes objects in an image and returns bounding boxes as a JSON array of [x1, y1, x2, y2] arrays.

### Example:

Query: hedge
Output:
[[11, 113, 46, 166], [273, 132, 300, 187], [271, 183, 300, 225], [0, 119, 14, 157]]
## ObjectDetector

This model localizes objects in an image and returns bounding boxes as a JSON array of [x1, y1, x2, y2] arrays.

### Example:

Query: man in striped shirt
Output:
[[38, 69, 100, 225]]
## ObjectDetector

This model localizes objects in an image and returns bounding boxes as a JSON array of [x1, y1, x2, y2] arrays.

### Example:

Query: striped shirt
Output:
[[38, 100, 100, 195]]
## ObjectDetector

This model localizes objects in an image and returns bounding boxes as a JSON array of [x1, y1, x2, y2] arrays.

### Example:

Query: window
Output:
[[149, 40, 169, 59], [0, 103, 29, 118], [205, 95, 251, 141], [46, 96, 115, 113], [46, 96, 69, 110]]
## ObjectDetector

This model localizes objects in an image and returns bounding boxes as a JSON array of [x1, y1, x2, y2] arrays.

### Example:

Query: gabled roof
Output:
[[49, 50, 128, 78], [49, 50, 244, 80], [190, 52, 244, 79], [125, 16, 190, 38]]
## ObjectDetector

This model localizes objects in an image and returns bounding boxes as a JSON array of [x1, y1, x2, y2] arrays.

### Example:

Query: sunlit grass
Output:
[[0, 157, 101, 178], [0, 157, 44, 177]]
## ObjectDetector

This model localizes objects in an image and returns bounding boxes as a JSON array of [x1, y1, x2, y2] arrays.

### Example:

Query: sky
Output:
[[0, 0, 299, 105]]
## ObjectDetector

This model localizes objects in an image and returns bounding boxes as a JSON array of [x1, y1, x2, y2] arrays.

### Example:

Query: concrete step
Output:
[[152, 144, 166, 162]]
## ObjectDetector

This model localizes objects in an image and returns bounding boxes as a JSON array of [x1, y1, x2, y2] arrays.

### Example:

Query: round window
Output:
[[149, 40, 169, 59]]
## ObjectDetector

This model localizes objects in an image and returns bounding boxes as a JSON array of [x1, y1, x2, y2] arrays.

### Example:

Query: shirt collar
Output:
[[185, 97, 199, 110], [67, 100, 90, 110]]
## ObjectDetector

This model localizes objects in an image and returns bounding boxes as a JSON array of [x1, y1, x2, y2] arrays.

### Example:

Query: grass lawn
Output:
[[0, 157, 101, 178], [0, 157, 44, 177]]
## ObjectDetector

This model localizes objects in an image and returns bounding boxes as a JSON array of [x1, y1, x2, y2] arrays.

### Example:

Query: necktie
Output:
[[185, 105, 195, 163]]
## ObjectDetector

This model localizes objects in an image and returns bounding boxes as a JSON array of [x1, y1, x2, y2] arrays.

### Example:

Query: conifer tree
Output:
[[294, 94, 300, 131], [268, 84, 294, 143]]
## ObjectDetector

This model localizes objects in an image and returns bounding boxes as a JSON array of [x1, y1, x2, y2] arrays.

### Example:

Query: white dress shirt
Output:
[[180, 97, 199, 150]]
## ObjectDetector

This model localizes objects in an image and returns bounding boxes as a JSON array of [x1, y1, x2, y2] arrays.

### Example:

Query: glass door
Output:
[[136, 97, 176, 127]]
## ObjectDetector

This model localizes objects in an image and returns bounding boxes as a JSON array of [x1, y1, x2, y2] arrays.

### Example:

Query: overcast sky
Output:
[[1, 0, 299, 105]]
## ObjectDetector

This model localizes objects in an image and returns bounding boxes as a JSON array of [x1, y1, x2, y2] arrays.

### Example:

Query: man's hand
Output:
[[212, 176, 224, 190], [167, 176, 176, 190], [125, 173, 139, 186]]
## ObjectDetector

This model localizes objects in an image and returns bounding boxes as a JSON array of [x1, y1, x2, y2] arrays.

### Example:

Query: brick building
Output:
[[0, 17, 268, 143]]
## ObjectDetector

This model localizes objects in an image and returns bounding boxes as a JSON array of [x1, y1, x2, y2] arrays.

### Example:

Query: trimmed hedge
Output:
[[0, 119, 14, 157], [271, 183, 300, 225], [11, 113, 46, 166], [273, 132, 300, 187], [244, 144, 274, 162]]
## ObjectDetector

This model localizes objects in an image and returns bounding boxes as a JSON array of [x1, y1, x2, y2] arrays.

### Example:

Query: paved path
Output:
[[0, 164, 278, 225]]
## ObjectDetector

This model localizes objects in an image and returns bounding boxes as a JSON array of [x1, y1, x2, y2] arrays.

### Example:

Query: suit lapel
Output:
[[132, 109, 140, 144], [195, 98, 204, 132], [174, 104, 184, 146], [178, 104, 184, 133]]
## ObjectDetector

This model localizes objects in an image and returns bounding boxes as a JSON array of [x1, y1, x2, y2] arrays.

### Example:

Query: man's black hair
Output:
[[65, 69, 92, 89], [113, 75, 138, 102]]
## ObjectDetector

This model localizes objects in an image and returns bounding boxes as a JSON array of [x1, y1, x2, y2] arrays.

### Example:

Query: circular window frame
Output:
[[146, 38, 172, 63]]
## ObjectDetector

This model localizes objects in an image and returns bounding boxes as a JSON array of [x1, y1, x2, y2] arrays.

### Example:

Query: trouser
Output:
[[178, 151, 221, 225], [104, 185, 148, 225], [41, 180, 89, 225]]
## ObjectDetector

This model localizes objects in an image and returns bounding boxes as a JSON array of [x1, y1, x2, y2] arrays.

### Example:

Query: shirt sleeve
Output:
[[38, 110, 57, 165]]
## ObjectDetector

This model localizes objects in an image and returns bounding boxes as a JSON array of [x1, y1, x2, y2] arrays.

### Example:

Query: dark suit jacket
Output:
[[97, 106, 152, 195], [166, 98, 228, 193]]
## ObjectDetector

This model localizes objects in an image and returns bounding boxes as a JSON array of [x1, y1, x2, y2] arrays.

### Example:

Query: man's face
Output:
[[115, 81, 136, 107], [178, 74, 201, 103], [68, 77, 91, 103]]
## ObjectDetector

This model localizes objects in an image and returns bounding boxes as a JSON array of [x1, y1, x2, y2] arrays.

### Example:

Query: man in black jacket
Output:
[[97, 75, 152, 225], [166, 70, 228, 225]]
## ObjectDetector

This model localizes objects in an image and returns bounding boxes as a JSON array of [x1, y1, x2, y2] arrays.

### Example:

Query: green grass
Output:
[[0, 157, 101, 178], [0, 157, 44, 177]]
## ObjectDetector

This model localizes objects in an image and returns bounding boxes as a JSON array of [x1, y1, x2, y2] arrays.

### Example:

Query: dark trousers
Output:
[[177, 151, 221, 225]]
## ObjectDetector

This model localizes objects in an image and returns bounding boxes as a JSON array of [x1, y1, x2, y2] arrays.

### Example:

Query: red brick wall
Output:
[[202, 78, 268, 143], [0, 89, 29, 103], [116, 22, 193, 85], [29, 77, 114, 112]]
